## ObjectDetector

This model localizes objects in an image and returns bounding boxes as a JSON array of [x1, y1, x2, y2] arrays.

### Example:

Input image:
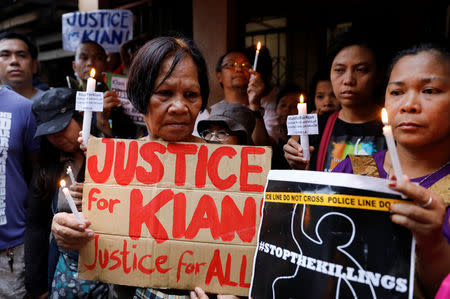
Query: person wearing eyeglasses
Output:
[[209, 49, 272, 146], [197, 101, 256, 145]]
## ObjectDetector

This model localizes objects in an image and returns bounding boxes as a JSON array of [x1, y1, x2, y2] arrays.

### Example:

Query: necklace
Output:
[[387, 160, 450, 186], [416, 160, 450, 186]]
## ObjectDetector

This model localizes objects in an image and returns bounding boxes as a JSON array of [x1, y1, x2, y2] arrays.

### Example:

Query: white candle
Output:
[[82, 68, 96, 146], [297, 94, 310, 161], [382, 108, 404, 184], [66, 166, 76, 185], [253, 42, 261, 71], [60, 180, 82, 223]]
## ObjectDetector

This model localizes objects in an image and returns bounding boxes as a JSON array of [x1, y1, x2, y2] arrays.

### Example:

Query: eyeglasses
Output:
[[221, 62, 252, 71], [200, 130, 230, 141]]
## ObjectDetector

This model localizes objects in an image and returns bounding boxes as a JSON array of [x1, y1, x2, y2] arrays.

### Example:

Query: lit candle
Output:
[[253, 42, 261, 71], [60, 180, 82, 223], [297, 94, 310, 161], [82, 68, 96, 146], [66, 166, 76, 185], [382, 108, 404, 184]]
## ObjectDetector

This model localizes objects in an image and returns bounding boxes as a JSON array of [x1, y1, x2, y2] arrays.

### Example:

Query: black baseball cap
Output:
[[197, 101, 256, 145], [32, 87, 76, 137]]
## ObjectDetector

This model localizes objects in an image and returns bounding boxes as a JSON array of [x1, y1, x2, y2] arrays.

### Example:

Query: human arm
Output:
[[51, 212, 94, 251], [190, 287, 240, 299], [96, 90, 121, 137], [247, 69, 272, 145], [283, 136, 314, 170], [389, 175, 450, 298]]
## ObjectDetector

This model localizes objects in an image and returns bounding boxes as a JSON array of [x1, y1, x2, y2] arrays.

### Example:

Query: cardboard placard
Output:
[[62, 10, 133, 53], [105, 73, 145, 126], [76, 91, 104, 112], [286, 114, 318, 136], [250, 170, 415, 299], [79, 137, 272, 296]]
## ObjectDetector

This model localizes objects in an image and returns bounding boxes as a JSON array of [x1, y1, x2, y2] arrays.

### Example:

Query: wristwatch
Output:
[[252, 106, 265, 120]]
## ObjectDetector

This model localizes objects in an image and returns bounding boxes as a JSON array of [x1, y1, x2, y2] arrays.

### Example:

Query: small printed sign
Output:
[[76, 91, 104, 112], [105, 73, 145, 125], [287, 114, 319, 135]]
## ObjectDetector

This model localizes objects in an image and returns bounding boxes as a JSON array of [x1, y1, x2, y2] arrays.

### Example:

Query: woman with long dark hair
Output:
[[25, 87, 108, 298]]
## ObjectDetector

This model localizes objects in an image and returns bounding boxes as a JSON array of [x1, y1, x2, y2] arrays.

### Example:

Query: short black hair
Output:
[[327, 28, 387, 104], [215, 49, 246, 73], [327, 29, 383, 68], [0, 32, 38, 59], [276, 83, 303, 108], [215, 46, 273, 94], [308, 67, 331, 112], [127, 36, 209, 114], [388, 41, 450, 78], [76, 40, 107, 60]]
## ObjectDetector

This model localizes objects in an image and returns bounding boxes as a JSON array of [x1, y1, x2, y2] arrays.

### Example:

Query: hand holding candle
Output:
[[81, 68, 96, 146], [382, 108, 404, 184], [60, 179, 82, 223], [297, 94, 310, 161], [253, 42, 261, 71]]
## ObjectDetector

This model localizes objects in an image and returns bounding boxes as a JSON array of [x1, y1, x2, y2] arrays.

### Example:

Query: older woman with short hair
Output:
[[51, 37, 240, 299]]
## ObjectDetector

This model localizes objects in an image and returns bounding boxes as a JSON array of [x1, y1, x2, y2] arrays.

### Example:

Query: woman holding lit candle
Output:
[[52, 37, 239, 299], [284, 30, 386, 171], [333, 42, 450, 298], [26, 87, 109, 298]]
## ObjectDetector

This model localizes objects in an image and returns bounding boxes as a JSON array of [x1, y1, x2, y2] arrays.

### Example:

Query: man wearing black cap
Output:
[[0, 85, 39, 298]]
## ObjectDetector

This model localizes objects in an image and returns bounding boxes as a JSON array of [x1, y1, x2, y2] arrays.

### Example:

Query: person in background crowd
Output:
[[244, 44, 279, 141], [197, 101, 256, 145], [284, 29, 386, 172], [105, 52, 122, 74], [211, 48, 272, 145], [0, 85, 40, 298], [333, 41, 450, 299], [271, 83, 303, 169], [118, 33, 151, 75], [32, 74, 49, 91], [0, 32, 45, 101], [26, 88, 109, 298], [71, 40, 137, 139], [309, 68, 340, 115]]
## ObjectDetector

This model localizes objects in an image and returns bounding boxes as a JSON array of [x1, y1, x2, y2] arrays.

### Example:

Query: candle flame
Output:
[[381, 108, 388, 125], [256, 42, 261, 51], [299, 94, 304, 103], [90, 68, 96, 78], [60, 179, 66, 188]]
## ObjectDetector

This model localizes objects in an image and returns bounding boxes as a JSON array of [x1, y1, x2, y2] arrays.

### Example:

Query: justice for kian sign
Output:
[[78, 137, 271, 296]]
